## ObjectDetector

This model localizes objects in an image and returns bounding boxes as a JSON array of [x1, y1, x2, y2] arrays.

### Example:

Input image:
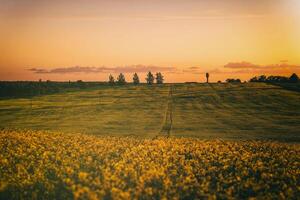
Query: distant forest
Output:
[[0, 72, 298, 98], [0, 81, 102, 98], [249, 73, 299, 83]]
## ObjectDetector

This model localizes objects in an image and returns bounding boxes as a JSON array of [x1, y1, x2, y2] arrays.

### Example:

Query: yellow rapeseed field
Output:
[[0, 130, 299, 199]]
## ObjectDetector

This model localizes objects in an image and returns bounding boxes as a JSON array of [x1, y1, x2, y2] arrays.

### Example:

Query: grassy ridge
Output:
[[0, 85, 169, 137], [0, 130, 299, 199], [0, 83, 299, 140], [172, 83, 300, 141]]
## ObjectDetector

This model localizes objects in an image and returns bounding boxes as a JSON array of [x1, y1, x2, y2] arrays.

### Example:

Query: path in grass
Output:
[[158, 85, 173, 137], [0, 85, 170, 137]]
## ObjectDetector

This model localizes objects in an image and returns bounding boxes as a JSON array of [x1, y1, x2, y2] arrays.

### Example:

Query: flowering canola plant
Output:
[[0, 130, 299, 199]]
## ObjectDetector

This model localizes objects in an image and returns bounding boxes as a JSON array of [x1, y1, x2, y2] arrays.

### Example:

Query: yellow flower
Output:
[[78, 172, 89, 181], [0, 130, 299, 199]]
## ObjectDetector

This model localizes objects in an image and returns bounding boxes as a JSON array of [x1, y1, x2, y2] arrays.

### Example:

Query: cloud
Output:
[[182, 66, 238, 75], [182, 66, 204, 74], [182, 66, 233, 75], [28, 65, 177, 74], [224, 61, 300, 70], [223, 61, 300, 74], [28, 62, 300, 78], [28, 68, 49, 73], [224, 61, 260, 69]]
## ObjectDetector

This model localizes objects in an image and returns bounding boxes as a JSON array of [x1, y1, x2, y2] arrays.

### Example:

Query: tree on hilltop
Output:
[[146, 71, 154, 85], [133, 73, 140, 85], [108, 74, 115, 84], [226, 78, 241, 83], [156, 72, 164, 84], [289, 73, 299, 83], [258, 75, 267, 82], [117, 73, 126, 85]]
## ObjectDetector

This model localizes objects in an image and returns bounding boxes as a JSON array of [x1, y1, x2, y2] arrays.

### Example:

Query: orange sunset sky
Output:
[[0, 0, 300, 82]]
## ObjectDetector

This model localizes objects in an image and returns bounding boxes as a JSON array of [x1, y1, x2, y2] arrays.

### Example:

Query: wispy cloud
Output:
[[28, 62, 300, 78], [182, 67, 235, 75], [182, 66, 204, 74], [223, 61, 300, 74], [28, 65, 177, 74], [224, 61, 260, 69], [224, 61, 300, 69], [185, 61, 300, 76]]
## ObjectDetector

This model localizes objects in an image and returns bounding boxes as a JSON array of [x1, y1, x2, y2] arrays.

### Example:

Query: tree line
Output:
[[1, 72, 298, 98], [0, 72, 164, 98], [108, 72, 164, 85], [0, 81, 100, 98], [222, 73, 299, 84], [249, 73, 299, 83]]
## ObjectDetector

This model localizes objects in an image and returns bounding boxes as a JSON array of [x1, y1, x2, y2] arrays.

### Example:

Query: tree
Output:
[[258, 75, 267, 82], [226, 78, 241, 83], [267, 76, 289, 83], [289, 73, 299, 83], [156, 72, 164, 84], [206, 73, 209, 83], [108, 74, 115, 84], [146, 71, 154, 85], [133, 73, 140, 85], [76, 80, 85, 89], [117, 73, 126, 85], [249, 76, 258, 82]]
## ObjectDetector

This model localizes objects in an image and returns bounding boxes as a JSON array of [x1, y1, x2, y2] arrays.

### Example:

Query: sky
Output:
[[1, 0, 300, 82]]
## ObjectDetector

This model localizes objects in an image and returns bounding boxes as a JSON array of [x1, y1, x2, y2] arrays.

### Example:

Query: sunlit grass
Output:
[[0, 83, 299, 140]]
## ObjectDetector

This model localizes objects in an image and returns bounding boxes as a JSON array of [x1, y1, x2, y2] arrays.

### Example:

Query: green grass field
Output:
[[0, 83, 299, 141]]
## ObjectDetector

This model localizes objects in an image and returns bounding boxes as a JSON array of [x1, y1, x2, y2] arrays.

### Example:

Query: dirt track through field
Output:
[[157, 85, 173, 138]]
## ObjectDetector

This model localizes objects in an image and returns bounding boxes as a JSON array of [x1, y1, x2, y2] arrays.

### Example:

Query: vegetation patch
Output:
[[0, 130, 299, 199]]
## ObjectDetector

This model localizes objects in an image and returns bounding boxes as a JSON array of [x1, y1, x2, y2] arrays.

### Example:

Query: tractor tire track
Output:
[[157, 85, 173, 138]]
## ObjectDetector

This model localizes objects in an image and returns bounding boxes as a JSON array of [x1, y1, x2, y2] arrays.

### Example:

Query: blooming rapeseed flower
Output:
[[0, 130, 299, 199]]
